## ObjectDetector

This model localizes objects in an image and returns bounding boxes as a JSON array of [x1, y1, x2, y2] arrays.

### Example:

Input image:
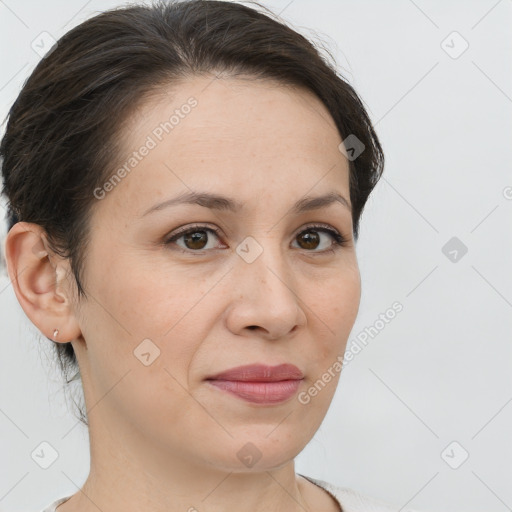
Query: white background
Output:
[[0, 1, 511, 511]]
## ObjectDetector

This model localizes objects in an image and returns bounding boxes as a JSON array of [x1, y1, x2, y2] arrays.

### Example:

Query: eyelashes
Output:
[[164, 223, 349, 255]]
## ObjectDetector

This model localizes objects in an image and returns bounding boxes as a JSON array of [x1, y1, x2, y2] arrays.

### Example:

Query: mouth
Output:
[[205, 364, 304, 404]]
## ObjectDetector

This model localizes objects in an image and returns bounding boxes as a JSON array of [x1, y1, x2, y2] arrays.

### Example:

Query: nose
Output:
[[224, 244, 307, 340]]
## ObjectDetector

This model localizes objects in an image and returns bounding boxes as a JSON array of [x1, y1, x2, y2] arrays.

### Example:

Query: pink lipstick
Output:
[[206, 363, 304, 404]]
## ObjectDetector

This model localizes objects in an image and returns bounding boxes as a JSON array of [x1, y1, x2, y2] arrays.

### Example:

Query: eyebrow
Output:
[[141, 190, 351, 217]]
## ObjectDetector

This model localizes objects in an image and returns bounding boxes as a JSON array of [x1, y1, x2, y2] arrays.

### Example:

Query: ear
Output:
[[5, 222, 82, 343]]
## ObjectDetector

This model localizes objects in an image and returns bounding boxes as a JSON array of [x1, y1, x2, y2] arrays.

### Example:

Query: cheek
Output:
[[78, 266, 205, 438], [88, 247, 197, 339], [82, 250, 219, 389], [306, 263, 361, 354], [293, 268, 360, 429]]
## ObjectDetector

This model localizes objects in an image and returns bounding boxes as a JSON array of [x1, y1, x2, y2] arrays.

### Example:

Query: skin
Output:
[[6, 75, 361, 512]]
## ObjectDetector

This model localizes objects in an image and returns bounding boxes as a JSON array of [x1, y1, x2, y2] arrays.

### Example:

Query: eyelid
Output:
[[164, 222, 348, 252], [164, 223, 223, 245]]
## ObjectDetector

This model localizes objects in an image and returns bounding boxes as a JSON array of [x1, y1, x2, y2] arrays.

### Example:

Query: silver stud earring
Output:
[[53, 329, 59, 341]]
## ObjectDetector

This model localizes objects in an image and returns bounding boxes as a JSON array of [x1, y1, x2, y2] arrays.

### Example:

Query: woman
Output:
[[1, 1, 423, 511]]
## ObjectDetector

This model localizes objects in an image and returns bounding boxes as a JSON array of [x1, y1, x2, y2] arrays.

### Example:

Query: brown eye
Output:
[[165, 223, 347, 254], [292, 225, 346, 253], [165, 225, 222, 252], [182, 230, 209, 250], [297, 229, 320, 250]]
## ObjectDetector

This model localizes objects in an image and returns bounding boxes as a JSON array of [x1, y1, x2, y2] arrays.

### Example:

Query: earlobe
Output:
[[5, 222, 82, 343]]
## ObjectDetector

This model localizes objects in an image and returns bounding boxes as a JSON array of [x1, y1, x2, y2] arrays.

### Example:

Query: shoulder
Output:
[[42, 482, 427, 512], [41, 495, 72, 512], [300, 474, 424, 512]]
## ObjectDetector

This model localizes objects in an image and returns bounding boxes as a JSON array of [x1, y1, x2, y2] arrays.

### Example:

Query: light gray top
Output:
[[41, 474, 423, 512]]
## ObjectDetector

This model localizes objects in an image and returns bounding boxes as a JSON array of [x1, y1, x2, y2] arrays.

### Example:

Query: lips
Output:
[[205, 364, 304, 404], [206, 363, 304, 382]]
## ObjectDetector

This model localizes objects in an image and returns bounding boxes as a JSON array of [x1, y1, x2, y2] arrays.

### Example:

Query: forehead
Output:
[[125, 74, 342, 155], [98, 75, 350, 220]]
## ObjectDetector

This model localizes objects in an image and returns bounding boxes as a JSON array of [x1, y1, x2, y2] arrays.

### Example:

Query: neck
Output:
[[65, 409, 312, 512]]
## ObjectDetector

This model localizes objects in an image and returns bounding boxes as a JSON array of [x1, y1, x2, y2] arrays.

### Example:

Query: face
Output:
[[71, 75, 361, 472]]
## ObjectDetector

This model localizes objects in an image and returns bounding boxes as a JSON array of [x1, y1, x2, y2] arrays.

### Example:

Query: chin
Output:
[[206, 433, 305, 473]]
